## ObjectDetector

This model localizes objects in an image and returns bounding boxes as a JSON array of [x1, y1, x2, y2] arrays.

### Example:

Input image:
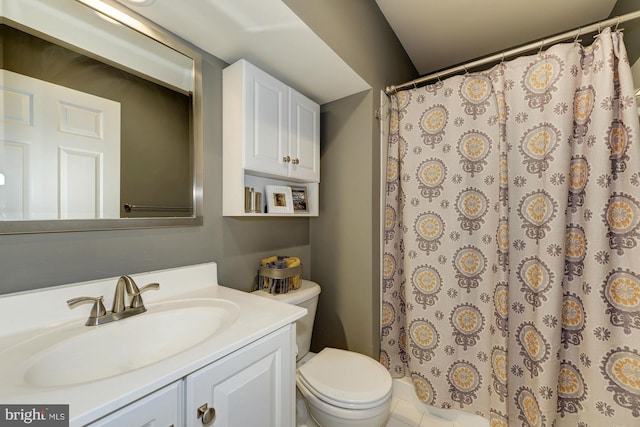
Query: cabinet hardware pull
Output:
[[197, 403, 216, 425], [292, 158, 300, 165], [282, 156, 291, 163]]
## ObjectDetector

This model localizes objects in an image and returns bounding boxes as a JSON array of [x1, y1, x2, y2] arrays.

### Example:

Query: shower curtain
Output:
[[381, 28, 640, 427]]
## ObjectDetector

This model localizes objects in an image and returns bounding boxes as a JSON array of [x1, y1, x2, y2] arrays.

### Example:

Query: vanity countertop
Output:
[[0, 262, 305, 426]]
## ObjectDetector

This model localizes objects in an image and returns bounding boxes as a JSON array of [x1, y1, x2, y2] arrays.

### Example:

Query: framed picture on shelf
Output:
[[290, 185, 309, 213], [265, 185, 294, 214]]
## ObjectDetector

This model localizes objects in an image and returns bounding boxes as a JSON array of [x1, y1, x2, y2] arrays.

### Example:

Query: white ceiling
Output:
[[112, 0, 370, 105], [115, 0, 622, 103], [375, 0, 618, 76]]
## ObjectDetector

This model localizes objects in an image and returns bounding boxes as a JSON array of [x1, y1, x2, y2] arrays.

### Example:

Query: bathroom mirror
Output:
[[0, 0, 203, 234]]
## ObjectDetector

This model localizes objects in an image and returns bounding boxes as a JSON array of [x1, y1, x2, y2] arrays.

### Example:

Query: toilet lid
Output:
[[296, 348, 392, 409]]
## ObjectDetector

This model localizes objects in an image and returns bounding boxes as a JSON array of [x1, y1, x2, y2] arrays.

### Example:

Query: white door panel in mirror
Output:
[[2, 70, 121, 220]]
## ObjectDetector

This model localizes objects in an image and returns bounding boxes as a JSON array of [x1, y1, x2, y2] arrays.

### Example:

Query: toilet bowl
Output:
[[297, 348, 392, 427], [252, 280, 392, 427]]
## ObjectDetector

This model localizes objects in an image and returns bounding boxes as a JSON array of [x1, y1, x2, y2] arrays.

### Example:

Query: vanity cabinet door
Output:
[[185, 325, 295, 427], [87, 381, 182, 427]]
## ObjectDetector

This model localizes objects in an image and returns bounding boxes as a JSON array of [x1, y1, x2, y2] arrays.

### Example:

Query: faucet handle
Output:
[[67, 296, 107, 325], [130, 282, 160, 309]]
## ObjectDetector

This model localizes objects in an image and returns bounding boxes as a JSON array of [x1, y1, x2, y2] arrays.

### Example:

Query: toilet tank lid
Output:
[[252, 279, 320, 305]]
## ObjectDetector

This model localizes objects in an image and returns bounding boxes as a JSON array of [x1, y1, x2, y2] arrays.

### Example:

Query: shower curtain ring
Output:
[[436, 72, 442, 83], [615, 16, 621, 32], [538, 39, 545, 56], [462, 64, 469, 75], [573, 28, 582, 45]]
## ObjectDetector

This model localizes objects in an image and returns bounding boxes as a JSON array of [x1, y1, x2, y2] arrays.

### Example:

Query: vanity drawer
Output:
[[86, 381, 182, 427]]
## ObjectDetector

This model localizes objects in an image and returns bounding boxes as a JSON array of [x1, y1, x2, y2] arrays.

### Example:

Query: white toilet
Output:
[[253, 280, 392, 427]]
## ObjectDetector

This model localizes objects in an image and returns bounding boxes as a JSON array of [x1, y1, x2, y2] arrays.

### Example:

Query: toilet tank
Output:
[[252, 280, 321, 360]]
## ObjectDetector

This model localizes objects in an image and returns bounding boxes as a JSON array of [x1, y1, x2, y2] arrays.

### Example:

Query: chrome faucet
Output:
[[112, 275, 159, 313], [67, 275, 160, 326]]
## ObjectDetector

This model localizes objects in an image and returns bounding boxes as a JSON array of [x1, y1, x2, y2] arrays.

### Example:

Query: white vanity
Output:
[[0, 263, 305, 427]]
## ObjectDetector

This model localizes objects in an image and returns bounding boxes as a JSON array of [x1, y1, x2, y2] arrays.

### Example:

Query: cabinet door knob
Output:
[[197, 403, 216, 425], [291, 158, 300, 165], [282, 155, 291, 163]]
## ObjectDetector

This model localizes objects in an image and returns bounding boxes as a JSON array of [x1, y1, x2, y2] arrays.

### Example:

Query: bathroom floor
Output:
[[386, 397, 455, 427], [384, 378, 488, 427]]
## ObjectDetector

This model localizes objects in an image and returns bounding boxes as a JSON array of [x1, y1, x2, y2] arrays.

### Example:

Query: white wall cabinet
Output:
[[185, 325, 295, 427], [223, 59, 320, 216], [87, 382, 182, 427]]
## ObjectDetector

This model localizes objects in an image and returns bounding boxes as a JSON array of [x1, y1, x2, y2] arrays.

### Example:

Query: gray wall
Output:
[[286, 0, 639, 360], [284, 0, 417, 358], [0, 2, 416, 363], [0, 45, 311, 294]]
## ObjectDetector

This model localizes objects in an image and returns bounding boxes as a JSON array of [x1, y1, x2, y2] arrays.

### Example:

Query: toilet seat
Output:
[[296, 348, 392, 410]]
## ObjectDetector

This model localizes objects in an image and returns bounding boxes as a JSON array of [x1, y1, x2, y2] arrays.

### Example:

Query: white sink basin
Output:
[[21, 298, 240, 387]]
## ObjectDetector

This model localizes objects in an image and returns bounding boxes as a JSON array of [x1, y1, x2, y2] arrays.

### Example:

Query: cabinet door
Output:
[[242, 62, 289, 177], [186, 325, 295, 427], [288, 89, 320, 182], [87, 381, 182, 427]]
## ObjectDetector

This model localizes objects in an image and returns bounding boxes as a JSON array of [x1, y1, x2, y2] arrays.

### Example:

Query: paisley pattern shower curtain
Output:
[[382, 28, 640, 426]]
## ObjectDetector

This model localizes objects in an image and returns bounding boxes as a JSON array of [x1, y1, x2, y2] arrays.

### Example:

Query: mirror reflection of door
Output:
[[1, 70, 120, 220]]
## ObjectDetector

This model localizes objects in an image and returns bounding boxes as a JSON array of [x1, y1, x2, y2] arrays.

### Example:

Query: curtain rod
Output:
[[385, 10, 640, 95]]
